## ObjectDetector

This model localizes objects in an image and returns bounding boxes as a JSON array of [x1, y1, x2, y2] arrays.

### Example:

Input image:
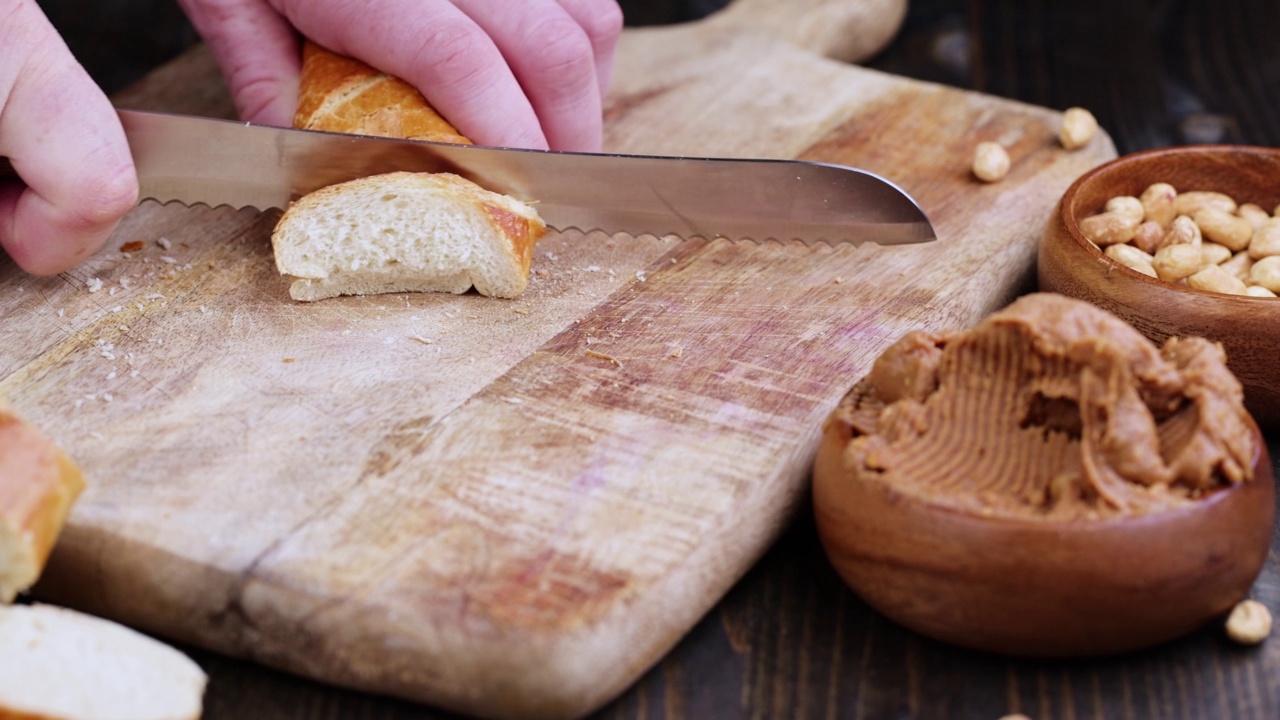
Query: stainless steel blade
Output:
[[12, 109, 936, 245]]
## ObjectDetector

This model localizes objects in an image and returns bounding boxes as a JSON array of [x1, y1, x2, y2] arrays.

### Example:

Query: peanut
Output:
[[1251, 256, 1280, 292], [1247, 218, 1280, 259], [1160, 215, 1202, 250], [1106, 196, 1144, 224], [1226, 600, 1272, 645], [1140, 183, 1178, 228], [1187, 264, 1248, 295], [1200, 242, 1232, 266], [1175, 191, 1237, 217], [1105, 243, 1157, 277], [1221, 251, 1255, 283], [1080, 211, 1139, 246], [973, 142, 1010, 182], [1153, 243, 1205, 282], [1245, 285, 1278, 298], [1238, 203, 1270, 229], [1195, 208, 1253, 251], [1132, 221, 1165, 254], [1059, 107, 1099, 150]]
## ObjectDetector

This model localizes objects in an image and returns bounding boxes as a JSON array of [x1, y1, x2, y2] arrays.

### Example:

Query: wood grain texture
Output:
[[2, 1, 1120, 719]]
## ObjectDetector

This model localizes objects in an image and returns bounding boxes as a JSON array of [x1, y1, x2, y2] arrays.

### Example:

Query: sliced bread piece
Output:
[[271, 171, 546, 301], [0, 603, 207, 720], [0, 406, 84, 603]]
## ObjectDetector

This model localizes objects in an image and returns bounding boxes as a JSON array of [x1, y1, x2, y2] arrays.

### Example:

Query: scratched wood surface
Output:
[[3, 1, 1117, 718]]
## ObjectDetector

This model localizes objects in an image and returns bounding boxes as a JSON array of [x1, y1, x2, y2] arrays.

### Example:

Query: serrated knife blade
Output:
[[7, 109, 936, 246]]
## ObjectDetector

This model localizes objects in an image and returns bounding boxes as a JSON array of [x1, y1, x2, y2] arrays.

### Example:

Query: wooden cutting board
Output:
[[1, 1, 1115, 718]]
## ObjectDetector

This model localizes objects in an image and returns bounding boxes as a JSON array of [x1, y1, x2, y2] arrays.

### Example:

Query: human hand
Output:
[[178, 0, 624, 152], [0, 0, 138, 275]]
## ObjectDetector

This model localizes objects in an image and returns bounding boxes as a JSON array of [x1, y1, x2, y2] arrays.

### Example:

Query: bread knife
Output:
[[2, 109, 935, 246]]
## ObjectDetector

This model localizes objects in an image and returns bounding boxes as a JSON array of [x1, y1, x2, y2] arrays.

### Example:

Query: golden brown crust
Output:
[[0, 408, 85, 603], [293, 41, 472, 145]]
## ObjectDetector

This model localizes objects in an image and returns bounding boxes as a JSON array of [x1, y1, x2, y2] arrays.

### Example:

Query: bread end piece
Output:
[[0, 408, 85, 604], [294, 41, 472, 145], [0, 603, 207, 720], [272, 172, 547, 302]]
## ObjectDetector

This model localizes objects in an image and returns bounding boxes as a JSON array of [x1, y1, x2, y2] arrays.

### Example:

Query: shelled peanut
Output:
[[1079, 184, 1280, 297]]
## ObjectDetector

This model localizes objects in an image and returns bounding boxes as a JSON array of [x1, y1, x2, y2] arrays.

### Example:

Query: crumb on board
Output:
[[120, 241, 144, 253], [86, 277, 104, 293], [157, 237, 172, 250], [585, 349, 623, 368], [669, 346, 684, 359], [283, 358, 296, 363], [409, 334, 432, 345]]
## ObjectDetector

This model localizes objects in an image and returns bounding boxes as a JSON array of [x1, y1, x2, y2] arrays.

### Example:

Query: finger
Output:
[[455, 0, 604, 151], [553, 0, 623, 100], [178, 0, 301, 126], [275, 0, 549, 150], [0, 4, 137, 275]]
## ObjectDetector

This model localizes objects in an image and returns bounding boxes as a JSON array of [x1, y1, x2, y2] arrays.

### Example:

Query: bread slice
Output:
[[0, 407, 84, 604], [272, 171, 546, 301], [0, 603, 207, 720], [293, 41, 471, 145]]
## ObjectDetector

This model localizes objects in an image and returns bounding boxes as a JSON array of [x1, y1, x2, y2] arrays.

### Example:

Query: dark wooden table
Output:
[[47, 1, 1280, 718]]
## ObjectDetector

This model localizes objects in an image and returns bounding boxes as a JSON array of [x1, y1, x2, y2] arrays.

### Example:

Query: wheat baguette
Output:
[[0, 603, 207, 720], [294, 41, 471, 145], [278, 43, 546, 301], [0, 407, 84, 604]]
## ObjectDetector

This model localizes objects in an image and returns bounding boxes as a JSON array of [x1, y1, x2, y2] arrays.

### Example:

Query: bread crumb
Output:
[[283, 358, 296, 363], [504, 397, 524, 405], [120, 240, 145, 253], [834, 277, 845, 284], [586, 265, 601, 272], [160, 256, 177, 265], [157, 237, 172, 250], [514, 308, 529, 315], [585, 349, 623, 368], [635, 270, 647, 282], [669, 346, 684, 359], [86, 277, 104, 293], [409, 334, 432, 345]]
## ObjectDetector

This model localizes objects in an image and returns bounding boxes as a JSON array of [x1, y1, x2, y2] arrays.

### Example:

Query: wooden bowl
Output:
[[1038, 145, 1280, 428], [812, 413, 1276, 658]]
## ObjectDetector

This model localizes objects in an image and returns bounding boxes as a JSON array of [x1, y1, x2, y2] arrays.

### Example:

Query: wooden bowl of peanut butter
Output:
[[812, 293, 1275, 657], [1039, 144, 1280, 428]]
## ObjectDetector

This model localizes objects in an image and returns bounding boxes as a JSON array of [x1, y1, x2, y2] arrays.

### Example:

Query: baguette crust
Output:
[[294, 41, 471, 145], [0, 408, 85, 604]]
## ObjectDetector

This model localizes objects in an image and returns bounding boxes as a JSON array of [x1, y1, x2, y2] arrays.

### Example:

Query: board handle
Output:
[[701, 0, 909, 63]]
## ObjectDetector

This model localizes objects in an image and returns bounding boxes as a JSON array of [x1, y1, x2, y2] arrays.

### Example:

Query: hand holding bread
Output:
[[178, 0, 624, 151]]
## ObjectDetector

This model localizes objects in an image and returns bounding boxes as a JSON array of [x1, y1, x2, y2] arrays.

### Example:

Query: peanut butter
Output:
[[833, 293, 1257, 520]]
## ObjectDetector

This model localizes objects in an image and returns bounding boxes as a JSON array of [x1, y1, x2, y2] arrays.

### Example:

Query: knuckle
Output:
[[577, 2, 624, 45], [414, 21, 493, 89], [520, 20, 597, 89]]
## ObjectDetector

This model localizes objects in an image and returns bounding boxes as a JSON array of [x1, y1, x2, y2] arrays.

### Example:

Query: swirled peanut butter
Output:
[[834, 293, 1257, 520]]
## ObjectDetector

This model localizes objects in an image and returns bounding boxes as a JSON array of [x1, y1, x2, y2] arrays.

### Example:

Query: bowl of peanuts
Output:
[[1039, 144, 1280, 427]]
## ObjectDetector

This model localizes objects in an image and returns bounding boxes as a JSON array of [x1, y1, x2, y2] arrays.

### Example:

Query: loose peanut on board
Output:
[[1083, 184, 1280, 297], [1225, 600, 1272, 645], [973, 141, 1010, 182], [1059, 107, 1098, 150]]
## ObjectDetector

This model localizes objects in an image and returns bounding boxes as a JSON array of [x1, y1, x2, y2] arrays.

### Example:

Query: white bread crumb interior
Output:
[[0, 603, 207, 720], [272, 171, 545, 301]]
